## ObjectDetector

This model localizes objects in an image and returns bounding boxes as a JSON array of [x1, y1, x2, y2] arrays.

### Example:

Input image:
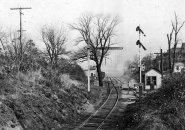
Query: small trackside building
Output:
[[144, 68, 162, 90], [173, 62, 184, 73]]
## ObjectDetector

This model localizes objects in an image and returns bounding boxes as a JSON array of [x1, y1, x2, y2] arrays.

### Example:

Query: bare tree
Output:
[[167, 27, 174, 74], [0, 30, 6, 51], [70, 14, 119, 86], [171, 13, 185, 73], [41, 25, 68, 68], [0, 31, 30, 71]]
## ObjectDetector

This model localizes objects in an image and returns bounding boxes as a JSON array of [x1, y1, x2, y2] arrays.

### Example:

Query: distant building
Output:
[[155, 43, 185, 72], [84, 65, 97, 77], [173, 62, 184, 73], [143, 68, 162, 90], [167, 43, 185, 63]]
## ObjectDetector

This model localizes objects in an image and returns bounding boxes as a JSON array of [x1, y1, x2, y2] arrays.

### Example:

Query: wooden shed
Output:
[[144, 68, 162, 90]]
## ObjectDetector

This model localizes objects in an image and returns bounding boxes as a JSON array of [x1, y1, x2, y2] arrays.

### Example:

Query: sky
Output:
[[0, 0, 185, 76]]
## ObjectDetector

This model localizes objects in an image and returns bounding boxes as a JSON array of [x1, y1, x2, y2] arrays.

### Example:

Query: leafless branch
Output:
[[41, 24, 68, 68]]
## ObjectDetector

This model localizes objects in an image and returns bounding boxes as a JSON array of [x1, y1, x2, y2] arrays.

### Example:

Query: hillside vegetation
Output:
[[0, 50, 102, 129], [120, 73, 185, 130], [0, 13, 119, 129]]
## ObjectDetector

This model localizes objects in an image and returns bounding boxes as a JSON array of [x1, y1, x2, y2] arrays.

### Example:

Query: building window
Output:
[[146, 77, 150, 85], [176, 66, 180, 71], [152, 76, 156, 85], [146, 76, 157, 85]]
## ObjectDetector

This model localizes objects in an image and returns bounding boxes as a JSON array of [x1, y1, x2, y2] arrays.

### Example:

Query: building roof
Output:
[[181, 43, 185, 53], [143, 68, 162, 75], [170, 48, 181, 53], [168, 43, 185, 54]]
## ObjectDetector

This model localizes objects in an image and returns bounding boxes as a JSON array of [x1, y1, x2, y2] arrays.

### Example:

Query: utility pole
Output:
[[87, 46, 90, 92], [87, 46, 123, 92], [154, 48, 163, 77], [10, 7, 31, 57]]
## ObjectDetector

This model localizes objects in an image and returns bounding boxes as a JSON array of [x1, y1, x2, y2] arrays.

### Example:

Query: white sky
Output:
[[0, 0, 185, 76]]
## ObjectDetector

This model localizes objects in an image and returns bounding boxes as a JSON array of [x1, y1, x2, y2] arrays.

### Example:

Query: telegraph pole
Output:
[[87, 46, 90, 92], [154, 48, 163, 77], [10, 7, 31, 57]]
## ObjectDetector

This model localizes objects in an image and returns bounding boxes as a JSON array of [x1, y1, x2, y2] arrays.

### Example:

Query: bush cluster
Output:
[[0, 67, 91, 129], [120, 73, 185, 130]]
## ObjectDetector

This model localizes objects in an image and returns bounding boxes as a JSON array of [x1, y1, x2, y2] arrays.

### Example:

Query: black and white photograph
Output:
[[0, 0, 185, 129]]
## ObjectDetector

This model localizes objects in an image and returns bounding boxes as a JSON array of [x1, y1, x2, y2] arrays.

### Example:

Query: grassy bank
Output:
[[119, 73, 185, 130], [0, 70, 104, 130]]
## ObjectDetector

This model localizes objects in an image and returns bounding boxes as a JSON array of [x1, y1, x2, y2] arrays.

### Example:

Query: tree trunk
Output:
[[167, 32, 173, 75], [172, 51, 175, 74], [172, 39, 177, 74], [168, 45, 172, 74], [96, 64, 103, 87]]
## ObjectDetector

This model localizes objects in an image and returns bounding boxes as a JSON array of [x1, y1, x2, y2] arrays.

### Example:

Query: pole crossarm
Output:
[[96, 47, 123, 50], [17, 30, 26, 32], [10, 7, 32, 10]]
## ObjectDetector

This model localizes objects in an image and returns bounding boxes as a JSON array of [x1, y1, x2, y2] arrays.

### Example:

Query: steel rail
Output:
[[77, 77, 120, 130], [96, 78, 120, 130], [77, 79, 114, 129]]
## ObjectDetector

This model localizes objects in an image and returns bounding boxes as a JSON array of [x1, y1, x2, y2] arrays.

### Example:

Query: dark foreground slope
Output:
[[119, 73, 185, 130]]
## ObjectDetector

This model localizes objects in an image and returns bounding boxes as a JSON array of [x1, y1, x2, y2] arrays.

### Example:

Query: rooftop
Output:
[[168, 43, 185, 54]]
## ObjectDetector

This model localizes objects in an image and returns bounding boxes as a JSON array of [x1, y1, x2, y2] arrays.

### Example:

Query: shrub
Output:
[[0, 68, 90, 129], [120, 73, 185, 129], [58, 58, 87, 82]]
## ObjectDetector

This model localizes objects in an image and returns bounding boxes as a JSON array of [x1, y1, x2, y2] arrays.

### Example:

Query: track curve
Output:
[[76, 77, 120, 130]]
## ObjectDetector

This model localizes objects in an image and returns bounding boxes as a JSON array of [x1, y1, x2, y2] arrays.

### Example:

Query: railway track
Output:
[[76, 77, 120, 130]]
